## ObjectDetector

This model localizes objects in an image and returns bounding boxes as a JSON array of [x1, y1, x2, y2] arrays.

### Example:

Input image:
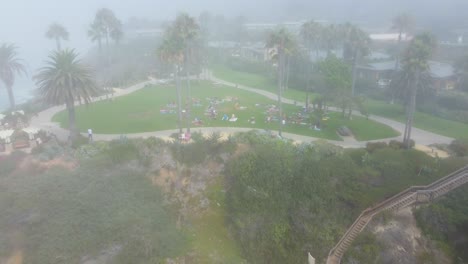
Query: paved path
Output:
[[208, 71, 453, 146], [30, 72, 453, 147]]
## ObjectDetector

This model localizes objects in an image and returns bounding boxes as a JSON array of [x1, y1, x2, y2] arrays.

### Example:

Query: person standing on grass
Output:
[[88, 128, 93, 142]]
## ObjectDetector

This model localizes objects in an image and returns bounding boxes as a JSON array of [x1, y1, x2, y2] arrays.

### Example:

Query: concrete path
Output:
[[30, 72, 454, 147], [208, 71, 453, 146]]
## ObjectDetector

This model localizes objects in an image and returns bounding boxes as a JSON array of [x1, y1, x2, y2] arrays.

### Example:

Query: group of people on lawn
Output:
[[162, 97, 329, 132]]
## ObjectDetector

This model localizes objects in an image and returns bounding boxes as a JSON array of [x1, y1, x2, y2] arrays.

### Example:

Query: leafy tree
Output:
[[266, 28, 296, 137], [0, 43, 27, 109], [34, 49, 100, 143], [401, 33, 436, 148], [45, 22, 69, 50], [318, 55, 353, 117]]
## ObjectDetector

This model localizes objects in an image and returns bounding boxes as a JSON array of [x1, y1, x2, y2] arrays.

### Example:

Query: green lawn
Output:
[[52, 81, 398, 141], [366, 99, 468, 140], [211, 64, 312, 102], [212, 65, 468, 140]]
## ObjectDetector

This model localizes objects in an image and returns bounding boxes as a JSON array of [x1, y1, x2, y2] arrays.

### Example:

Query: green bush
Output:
[[449, 139, 468, 156], [388, 140, 405, 149], [106, 140, 139, 164], [366, 141, 388, 152]]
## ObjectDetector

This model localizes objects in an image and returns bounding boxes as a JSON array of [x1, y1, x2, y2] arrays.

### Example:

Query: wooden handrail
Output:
[[326, 165, 468, 264]]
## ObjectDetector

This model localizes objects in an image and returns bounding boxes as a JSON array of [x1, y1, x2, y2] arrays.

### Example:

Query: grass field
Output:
[[211, 64, 313, 102], [52, 81, 398, 141], [211, 65, 468, 140], [366, 99, 468, 140]]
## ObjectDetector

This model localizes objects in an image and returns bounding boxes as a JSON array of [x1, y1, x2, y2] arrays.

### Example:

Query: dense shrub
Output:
[[106, 139, 139, 164], [225, 140, 464, 263], [366, 141, 388, 152], [449, 139, 468, 156], [388, 140, 405, 149]]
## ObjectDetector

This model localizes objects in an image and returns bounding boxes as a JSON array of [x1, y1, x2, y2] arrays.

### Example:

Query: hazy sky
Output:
[[1, 0, 468, 109]]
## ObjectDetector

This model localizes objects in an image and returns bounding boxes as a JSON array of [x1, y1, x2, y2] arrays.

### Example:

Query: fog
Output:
[[1, 0, 468, 110]]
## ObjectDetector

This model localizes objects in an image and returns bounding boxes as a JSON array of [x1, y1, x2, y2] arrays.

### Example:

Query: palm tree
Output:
[[321, 24, 339, 56], [401, 33, 436, 148], [45, 23, 69, 50], [266, 28, 296, 137], [300, 20, 323, 109], [110, 20, 124, 45], [94, 8, 121, 49], [341, 24, 371, 96], [158, 27, 184, 134], [173, 13, 200, 134], [88, 21, 103, 51], [0, 43, 27, 109], [34, 49, 100, 143], [391, 14, 413, 96]]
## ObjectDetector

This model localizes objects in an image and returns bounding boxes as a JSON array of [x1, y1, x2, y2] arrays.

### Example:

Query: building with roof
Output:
[[357, 60, 456, 90]]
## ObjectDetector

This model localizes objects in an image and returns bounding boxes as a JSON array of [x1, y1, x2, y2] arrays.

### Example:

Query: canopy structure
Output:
[[23, 127, 40, 140], [0, 130, 14, 143]]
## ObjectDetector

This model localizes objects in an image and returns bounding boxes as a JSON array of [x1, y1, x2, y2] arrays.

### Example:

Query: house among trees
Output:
[[357, 60, 456, 90]]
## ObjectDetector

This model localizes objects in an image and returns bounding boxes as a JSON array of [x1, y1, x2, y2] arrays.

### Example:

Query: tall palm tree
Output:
[[34, 49, 100, 143], [0, 43, 27, 109], [173, 13, 200, 133], [266, 28, 296, 137], [88, 21, 103, 52], [110, 20, 124, 45], [158, 27, 184, 134], [94, 8, 121, 49], [401, 33, 436, 148], [300, 20, 323, 109], [341, 24, 371, 96], [45, 23, 69, 50], [321, 24, 339, 56], [392, 14, 413, 86]]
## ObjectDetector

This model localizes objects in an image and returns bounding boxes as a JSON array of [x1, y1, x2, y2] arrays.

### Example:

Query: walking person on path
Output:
[[88, 128, 93, 143]]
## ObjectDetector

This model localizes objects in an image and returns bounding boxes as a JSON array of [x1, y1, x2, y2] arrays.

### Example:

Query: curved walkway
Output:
[[30, 72, 453, 147]]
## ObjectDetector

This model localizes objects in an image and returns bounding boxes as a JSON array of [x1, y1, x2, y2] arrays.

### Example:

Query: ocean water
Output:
[[0, 78, 35, 112]]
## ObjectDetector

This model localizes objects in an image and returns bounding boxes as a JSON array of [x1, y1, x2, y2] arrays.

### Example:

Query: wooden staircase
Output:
[[326, 165, 468, 264]]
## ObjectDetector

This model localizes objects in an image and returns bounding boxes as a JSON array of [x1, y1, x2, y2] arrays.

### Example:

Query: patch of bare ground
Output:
[[17, 156, 76, 175], [370, 207, 451, 264]]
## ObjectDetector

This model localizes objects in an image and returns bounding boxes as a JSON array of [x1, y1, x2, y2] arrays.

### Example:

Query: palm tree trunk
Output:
[[278, 49, 284, 138], [285, 55, 291, 90], [404, 71, 419, 148], [56, 38, 61, 51], [66, 100, 78, 143], [351, 50, 359, 97], [6, 85, 15, 110], [175, 66, 183, 134], [185, 47, 192, 133], [391, 30, 403, 104], [98, 38, 102, 52]]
